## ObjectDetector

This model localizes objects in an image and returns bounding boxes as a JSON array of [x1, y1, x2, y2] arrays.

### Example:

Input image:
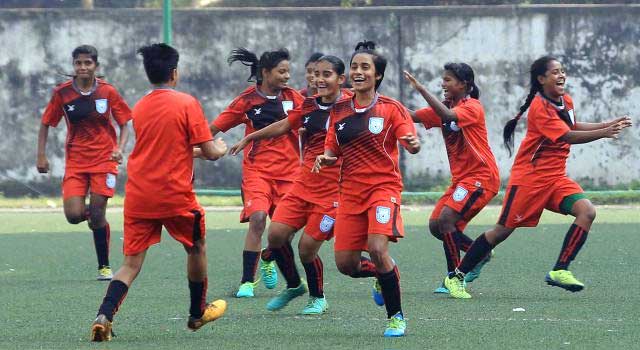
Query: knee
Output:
[[122, 258, 143, 272], [437, 213, 457, 234], [249, 213, 267, 234], [580, 204, 597, 223], [336, 261, 357, 276], [65, 213, 85, 225], [298, 245, 315, 263], [267, 229, 288, 248], [428, 220, 442, 240], [367, 243, 388, 264], [185, 239, 206, 255]]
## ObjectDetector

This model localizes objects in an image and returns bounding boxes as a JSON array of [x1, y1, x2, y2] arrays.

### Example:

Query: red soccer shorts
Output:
[[240, 175, 294, 223], [498, 177, 584, 228], [430, 180, 497, 231], [62, 171, 117, 199], [123, 207, 206, 256], [271, 190, 336, 241], [334, 200, 404, 251]]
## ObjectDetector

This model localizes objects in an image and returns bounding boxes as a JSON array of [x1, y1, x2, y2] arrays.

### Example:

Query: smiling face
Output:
[[441, 70, 467, 101], [538, 60, 566, 100], [262, 60, 291, 91], [314, 60, 345, 99], [349, 53, 380, 93], [73, 53, 97, 80]]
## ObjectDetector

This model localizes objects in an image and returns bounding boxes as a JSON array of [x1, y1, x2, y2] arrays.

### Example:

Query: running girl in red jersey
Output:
[[90, 43, 228, 342], [444, 56, 632, 299], [211, 48, 304, 298], [37, 45, 131, 281], [404, 63, 499, 293], [299, 52, 324, 97], [229, 55, 351, 315], [313, 41, 420, 337]]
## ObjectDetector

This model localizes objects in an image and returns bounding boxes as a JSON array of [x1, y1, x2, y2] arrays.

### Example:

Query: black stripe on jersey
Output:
[[302, 109, 330, 137], [459, 187, 484, 217], [498, 186, 518, 226]]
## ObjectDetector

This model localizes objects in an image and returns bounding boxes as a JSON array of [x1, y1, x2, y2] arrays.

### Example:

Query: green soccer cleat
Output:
[[97, 266, 113, 281], [260, 258, 278, 289], [545, 270, 585, 292], [301, 296, 328, 315], [465, 249, 494, 283], [444, 275, 471, 299], [236, 280, 259, 298], [266, 281, 307, 311], [383, 312, 406, 337], [372, 279, 385, 306]]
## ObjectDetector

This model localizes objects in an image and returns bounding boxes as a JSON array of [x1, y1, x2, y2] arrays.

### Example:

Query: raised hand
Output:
[[403, 70, 423, 91]]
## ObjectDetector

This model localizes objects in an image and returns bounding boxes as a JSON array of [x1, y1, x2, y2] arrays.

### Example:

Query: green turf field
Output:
[[1, 206, 638, 349]]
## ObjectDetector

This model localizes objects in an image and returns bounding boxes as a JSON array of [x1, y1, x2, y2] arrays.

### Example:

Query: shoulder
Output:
[[563, 93, 574, 108], [378, 95, 408, 114], [52, 79, 73, 94], [301, 96, 317, 110], [282, 87, 304, 100]]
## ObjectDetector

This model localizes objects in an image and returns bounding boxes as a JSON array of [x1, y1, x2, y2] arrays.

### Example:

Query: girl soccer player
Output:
[[444, 56, 632, 299], [37, 45, 131, 280], [404, 64, 499, 293], [229, 55, 351, 315], [299, 52, 324, 97], [210, 48, 304, 298], [313, 41, 420, 337]]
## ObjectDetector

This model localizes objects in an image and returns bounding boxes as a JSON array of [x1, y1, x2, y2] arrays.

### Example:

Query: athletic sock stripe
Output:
[[443, 232, 460, 266], [498, 186, 518, 225], [561, 226, 585, 262]]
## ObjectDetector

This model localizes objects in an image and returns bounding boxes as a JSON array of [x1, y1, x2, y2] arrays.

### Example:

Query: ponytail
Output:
[[504, 55, 558, 157], [228, 47, 259, 83]]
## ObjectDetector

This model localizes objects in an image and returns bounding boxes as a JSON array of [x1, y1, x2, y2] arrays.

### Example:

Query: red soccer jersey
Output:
[[415, 98, 500, 192], [213, 86, 304, 180], [286, 90, 353, 206], [41, 79, 132, 173], [509, 93, 575, 185], [325, 94, 416, 214], [124, 89, 213, 219]]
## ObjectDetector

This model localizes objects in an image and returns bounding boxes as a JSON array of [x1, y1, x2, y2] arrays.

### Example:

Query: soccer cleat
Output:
[[187, 299, 227, 331], [433, 281, 450, 294], [260, 258, 278, 289], [372, 279, 385, 306], [545, 270, 585, 292], [383, 312, 406, 337], [444, 275, 471, 299], [90, 314, 113, 342], [236, 280, 259, 298], [465, 249, 494, 283], [266, 280, 307, 311], [97, 266, 113, 281], [301, 296, 328, 315]]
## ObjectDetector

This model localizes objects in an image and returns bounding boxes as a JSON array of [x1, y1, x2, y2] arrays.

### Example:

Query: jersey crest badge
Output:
[[376, 206, 391, 224], [369, 117, 384, 134], [282, 100, 294, 115], [95, 99, 108, 114], [319, 215, 335, 233], [105, 173, 116, 189], [445, 121, 460, 132], [452, 185, 468, 202]]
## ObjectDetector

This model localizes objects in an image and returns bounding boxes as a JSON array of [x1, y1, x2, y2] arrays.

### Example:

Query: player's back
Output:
[[125, 89, 209, 218]]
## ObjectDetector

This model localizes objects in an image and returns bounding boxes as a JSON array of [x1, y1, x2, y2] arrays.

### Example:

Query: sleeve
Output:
[[452, 100, 482, 128], [414, 107, 441, 129], [108, 87, 132, 125], [392, 103, 417, 139], [531, 103, 571, 143], [286, 106, 305, 130], [187, 98, 214, 146], [324, 112, 341, 156], [41, 90, 64, 127], [212, 95, 249, 132]]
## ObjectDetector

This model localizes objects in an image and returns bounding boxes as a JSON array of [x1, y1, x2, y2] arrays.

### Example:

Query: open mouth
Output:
[[352, 76, 365, 83]]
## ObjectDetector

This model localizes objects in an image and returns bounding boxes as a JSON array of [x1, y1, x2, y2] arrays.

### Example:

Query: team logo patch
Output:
[[568, 109, 575, 124], [376, 206, 391, 224], [95, 99, 108, 114], [319, 215, 335, 233], [446, 121, 461, 132], [105, 173, 116, 189], [452, 185, 468, 202], [282, 100, 294, 115], [368, 117, 384, 134]]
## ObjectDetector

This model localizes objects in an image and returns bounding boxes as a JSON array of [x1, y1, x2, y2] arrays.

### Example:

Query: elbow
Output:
[[407, 145, 421, 154]]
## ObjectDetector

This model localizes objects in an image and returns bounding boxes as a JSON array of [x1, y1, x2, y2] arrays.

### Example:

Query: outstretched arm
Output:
[[196, 138, 228, 161], [229, 118, 292, 155], [404, 70, 457, 123], [575, 115, 632, 131], [560, 118, 631, 144]]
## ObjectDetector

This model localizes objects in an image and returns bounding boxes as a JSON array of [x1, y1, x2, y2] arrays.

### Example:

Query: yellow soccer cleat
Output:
[[187, 299, 227, 331], [444, 275, 471, 299], [97, 266, 113, 281], [545, 270, 585, 292], [90, 314, 113, 342]]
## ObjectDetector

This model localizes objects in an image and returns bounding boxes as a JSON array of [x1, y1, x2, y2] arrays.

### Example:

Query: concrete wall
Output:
[[1, 5, 639, 193]]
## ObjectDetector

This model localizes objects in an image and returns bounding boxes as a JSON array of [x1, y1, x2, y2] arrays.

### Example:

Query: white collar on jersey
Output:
[[72, 78, 98, 96], [351, 93, 379, 113]]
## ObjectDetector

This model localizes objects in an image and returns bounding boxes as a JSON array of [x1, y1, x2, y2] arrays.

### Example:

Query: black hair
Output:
[[137, 43, 179, 85], [72, 45, 99, 64], [305, 52, 325, 68], [503, 55, 558, 156], [317, 55, 345, 75], [228, 47, 290, 85], [443, 62, 479, 99], [350, 40, 387, 90]]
